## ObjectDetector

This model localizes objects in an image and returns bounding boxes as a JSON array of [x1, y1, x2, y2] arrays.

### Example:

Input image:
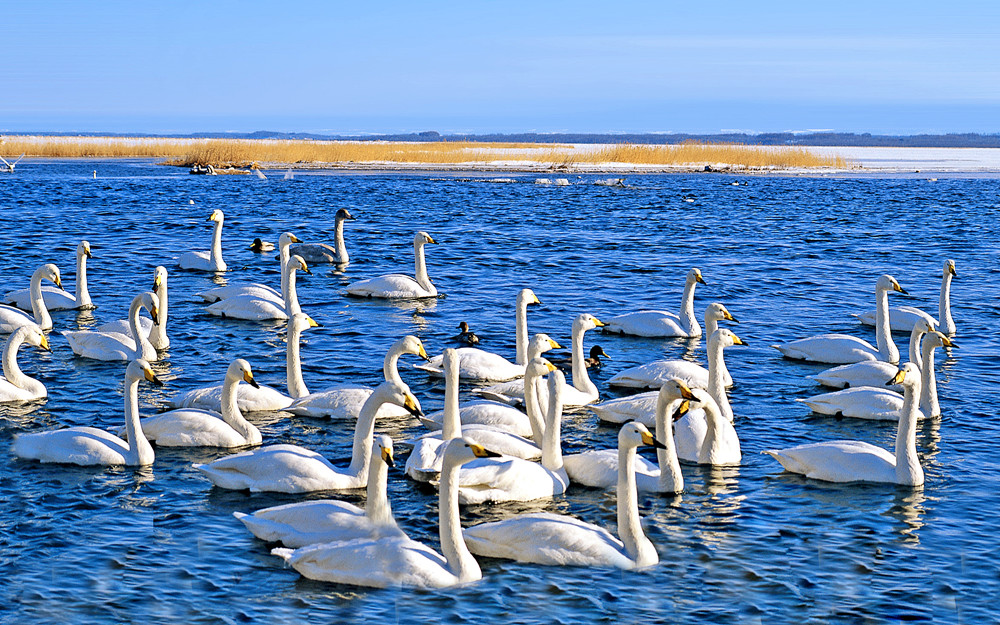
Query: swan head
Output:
[[139, 291, 160, 325], [336, 208, 355, 221], [36, 263, 62, 290], [152, 266, 168, 293], [290, 312, 320, 334], [913, 317, 935, 334], [207, 209, 225, 223], [709, 328, 747, 349], [228, 358, 260, 389], [706, 302, 737, 323], [923, 331, 958, 352], [518, 288, 541, 307], [688, 268, 706, 286], [398, 335, 429, 360], [376, 434, 394, 468], [525, 357, 557, 381], [289, 255, 311, 275], [17, 326, 50, 352], [79, 240, 92, 259], [278, 232, 300, 248], [876, 274, 907, 295], [415, 231, 436, 246], [620, 422, 667, 451], [887, 362, 921, 389], [574, 313, 605, 332], [687, 387, 721, 413], [129, 359, 164, 387], [529, 333, 562, 354], [375, 380, 423, 417], [659, 378, 698, 402], [944, 259, 957, 278], [443, 436, 503, 468]]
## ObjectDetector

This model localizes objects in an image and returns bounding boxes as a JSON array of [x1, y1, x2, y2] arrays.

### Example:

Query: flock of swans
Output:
[[0, 207, 960, 589]]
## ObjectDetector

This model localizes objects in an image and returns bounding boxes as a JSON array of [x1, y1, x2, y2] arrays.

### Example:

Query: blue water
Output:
[[1, 160, 998, 624]]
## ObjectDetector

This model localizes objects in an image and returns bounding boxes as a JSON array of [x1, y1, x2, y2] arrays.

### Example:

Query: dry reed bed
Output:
[[0, 136, 850, 169]]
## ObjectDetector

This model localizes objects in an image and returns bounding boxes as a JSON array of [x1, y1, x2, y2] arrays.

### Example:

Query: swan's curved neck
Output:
[[148, 278, 168, 350], [365, 453, 395, 525], [2, 332, 42, 395], [706, 336, 733, 422], [875, 286, 899, 363], [439, 455, 482, 583], [907, 326, 926, 372], [617, 442, 657, 567], [679, 277, 701, 336], [919, 341, 939, 418], [441, 359, 462, 440], [540, 380, 564, 472], [895, 381, 924, 485], [334, 215, 349, 264], [129, 299, 154, 359], [210, 217, 224, 267], [75, 249, 92, 307], [286, 324, 308, 398], [939, 271, 955, 335], [284, 265, 301, 316], [522, 370, 546, 442], [279, 239, 292, 269], [413, 241, 433, 292], [699, 394, 727, 463], [28, 270, 52, 330], [221, 375, 261, 444], [515, 296, 530, 366], [570, 325, 598, 396], [383, 345, 404, 385], [704, 314, 718, 338], [347, 391, 383, 479], [123, 375, 155, 466], [655, 396, 684, 493]]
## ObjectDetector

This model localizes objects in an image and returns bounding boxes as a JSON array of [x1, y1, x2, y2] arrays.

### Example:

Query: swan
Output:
[[416, 333, 560, 382], [286, 332, 428, 419], [855, 260, 956, 335], [603, 267, 706, 337], [773, 274, 906, 364], [0, 326, 51, 402], [126, 359, 263, 447], [474, 314, 605, 407], [808, 317, 934, 390], [346, 231, 438, 298], [680, 385, 741, 466], [3, 241, 94, 311], [205, 255, 310, 321], [178, 208, 227, 271], [764, 363, 925, 485], [453, 321, 480, 346], [193, 380, 422, 492], [61, 291, 159, 362], [0, 264, 62, 334], [250, 238, 275, 253], [97, 266, 170, 350], [289, 208, 354, 264], [198, 232, 301, 304], [464, 422, 663, 569], [406, 349, 541, 483], [457, 367, 570, 504], [12, 359, 160, 466], [271, 437, 498, 589], [605, 303, 738, 391], [235, 435, 406, 548], [797, 331, 956, 420]]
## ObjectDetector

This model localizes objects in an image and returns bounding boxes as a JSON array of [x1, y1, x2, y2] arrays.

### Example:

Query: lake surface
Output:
[[1, 160, 998, 624]]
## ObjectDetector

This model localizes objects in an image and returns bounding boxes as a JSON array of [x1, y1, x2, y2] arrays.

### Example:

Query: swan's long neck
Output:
[[919, 341, 939, 418], [334, 215, 349, 264], [939, 270, 955, 335], [907, 325, 926, 372], [29, 270, 52, 330], [123, 375, 155, 466], [221, 374, 261, 445], [540, 377, 564, 472], [570, 324, 598, 397], [286, 324, 308, 398], [383, 345, 404, 385], [365, 452, 395, 526], [441, 357, 462, 441], [284, 265, 301, 316], [706, 334, 733, 422], [347, 390, 382, 480], [655, 396, 684, 493], [522, 369, 546, 442], [210, 217, 225, 269], [875, 286, 899, 363], [698, 393, 727, 464], [679, 277, 701, 337], [2, 332, 42, 395], [439, 455, 482, 583], [75, 248, 92, 308], [704, 315, 719, 338], [279, 239, 292, 269], [895, 380, 924, 486], [617, 441, 657, 567], [413, 241, 433, 292], [129, 299, 154, 359], [148, 277, 168, 350], [515, 295, 529, 366]]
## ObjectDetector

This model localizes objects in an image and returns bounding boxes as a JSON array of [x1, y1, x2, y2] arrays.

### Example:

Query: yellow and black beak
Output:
[[381, 445, 395, 468], [39, 335, 51, 352], [942, 336, 959, 349], [672, 399, 690, 421], [144, 368, 164, 387], [732, 333, 748, 346], [243, 371, 260, 389], [640, 429, 668, 450], [290, 234, 301, 243], [696, 273, 707, 285], [150, 305, 160, 326], [307, 316, 320, 328], [426, 235, 437, 244], [403, 393, 423, 417], [532, 295, 541, 305], [84, 245, 93, 259], [886, 369, 906, 386], [544, 361, 557, 373], [548, 339, 563, 350], [893, 281, 908, 295], [678, 382, 697, 401], [418, 344, 429, 361], [153, 275, 162, 293], [725, 310, 738, 323], [54, 275, 63, 289], [949, 263, 957, 277], [206, 213, 214, 221], [299, 260, 312, 275], [592, 317, 605, 328], [470, 443, 503, 459]]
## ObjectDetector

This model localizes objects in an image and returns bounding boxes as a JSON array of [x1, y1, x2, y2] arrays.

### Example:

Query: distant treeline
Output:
[[9, 130, 1000, 147]]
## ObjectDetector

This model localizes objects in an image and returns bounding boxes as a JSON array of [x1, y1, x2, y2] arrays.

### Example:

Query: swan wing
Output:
[[129, 409, 248, 447], [416, 347, 524, 382], [206, 295, 288, 321], [346, 274, 434, 299], [13, 426, 130, 466], [765, 440, 896, 483], [235, 500, 403, 548], [193, 444, 359, 493], [177, 250, 219, 271], [459, 425, 540, 460], [62, 330, 137, 361], [289, 243, 339, 264], [421, 401, 533, 438], [404, 437, 447, 482], [773, 334, 879, 364], [458, 458, 569, 503], [168, 383, 292, 412], [603, 310, 686, 337], [589, 391, 658, 425], [3, 286, 78, 311], [855, 305, 935, 333], [96, 316, 154, 337], [808, 361, 900, 390], [798, 387, 904, 420], [563, 449, 659, 489], [287, 384, 412, 419], [0, 305, 39, 334], [608, 360, 708, 390], [198, 284, 282, 304]]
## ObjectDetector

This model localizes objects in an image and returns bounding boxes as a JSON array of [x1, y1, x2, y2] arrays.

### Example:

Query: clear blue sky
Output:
[[3, 1, 999, 135]]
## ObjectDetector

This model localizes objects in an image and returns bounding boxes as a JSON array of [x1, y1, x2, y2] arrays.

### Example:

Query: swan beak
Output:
[[548, 339, 562, 349], [381, 446, 395, 468], [403, 393, 423, 417], [471, 443, 503, 459], [545, 361, 557, 373], [153, 275, 162, 293], [426, 235, 437, 244], [892, 281, 908, 295], [417, 344, 429, 360], [150, 305, 160, 325], [950, 267, 958, 277], [532, 295, 541, 305], [54, 275, 63, 289], [345, 211, 356, 220], [299, 261, 312, 275], [145, 369, 164, 387], [243, 371, 260, 389], [732, 334, 748, 346], [307, 316, 320, 328], [677, 382, 697, 401], [696, 274, 707, 285], [38, 335, 51, 352], [83, 245, 93, 259], [725, 311, 738, 323], [886, 369, 906, 386], [672, 399, 690, 421], [942, 336, 959, 349], [640, 430, 668, 450], [290, 234, 301, 243], [592, 318, 605, 327]]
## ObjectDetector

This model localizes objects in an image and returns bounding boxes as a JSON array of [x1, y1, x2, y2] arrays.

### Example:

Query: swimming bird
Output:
[[808, 317, 934, 390], [62, 291, 159, 362], [3, 241, 94, 311], [0, 326, 51, 402], [346, 231, 438, 298], [199, 232, 301, 305], [250, 238, 275, 253], [855, 259, 957, 335], [289, 208, 354, 264], [205, 255, 310, 321], [549, 344, 609, 370], [603, 267, 706, 337], [0, 264, 62, 334], [96, 266, 170, 351], [0, 153, 24, 172], [452, 321, 480, 346], [178, 209, 227, 272]]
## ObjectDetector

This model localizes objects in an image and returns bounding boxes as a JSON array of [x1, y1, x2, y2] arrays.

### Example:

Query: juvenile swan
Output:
[[290, 209, 354, 264]]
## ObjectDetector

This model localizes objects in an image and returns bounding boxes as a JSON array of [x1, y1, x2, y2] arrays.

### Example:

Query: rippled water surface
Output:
[[1, 160, 998, 624]]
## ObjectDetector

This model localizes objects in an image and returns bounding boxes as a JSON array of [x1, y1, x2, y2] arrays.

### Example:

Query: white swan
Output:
[[127, 359, 263, 447], [475, 314, 605, 407], [0, 326, 51, 402], [62, 291, 159, 362], [773, 274, 906, 364], [346, 231, 438, 299], [856, 259, 956, 335], [3, 241, 94, 311], [0, 264, 62, 333], [457, 367, 570, 504], [680, 386, 741, 465], [797, 331, 956, 420], [235, 435, 406, 548], [13, 359, 160, 466], [764, 363, 924, 485], [97, 266, 170, 350], [205, 255, 310, 321], [464, 422, 662, 569], [178, 208, 227, 271], [197, 232, 300, 304], [808, 317, 934, 390], [414, 288, 543, 381], [406, 349, 541, 483], [193, 380, 422, 492], [290, 208, 354, 264], [603, 267, 706, 337], [286, 332, 427, 419], [271, 437, 497, 589]]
